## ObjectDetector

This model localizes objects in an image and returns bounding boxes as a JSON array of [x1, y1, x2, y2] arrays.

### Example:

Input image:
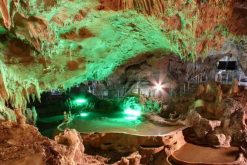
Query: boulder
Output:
[[187, 111, 221, 138], [0, 121, 87, 165], [206, 133, 231, 147]]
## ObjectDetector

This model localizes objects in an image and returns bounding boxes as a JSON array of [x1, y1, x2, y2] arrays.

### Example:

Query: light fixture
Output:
[[154, 82, 165, 92], [124, 108, 141, 116], [75, 98, 87, 103], [79, 112, 89, 117], [73, 98, 87, 106]]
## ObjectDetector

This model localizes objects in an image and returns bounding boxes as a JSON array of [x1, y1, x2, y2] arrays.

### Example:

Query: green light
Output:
[[124, 116, 138, 120], [124, 108, 141, 116], [0, 27, 6, 34], [75, 98, 87, 103], [79, 112, 89, 117], [73, 98, 87, 106]]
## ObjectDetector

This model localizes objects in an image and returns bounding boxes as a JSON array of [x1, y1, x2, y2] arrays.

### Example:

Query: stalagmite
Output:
[[15, 108, 26, 125]]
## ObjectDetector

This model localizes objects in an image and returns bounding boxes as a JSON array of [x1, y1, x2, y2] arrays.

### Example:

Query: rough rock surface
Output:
[[82, 130, 186, 164], [166, 82, 247, 148], [0, 0, 246, 164], [0, 121, 104, 165], [0, 119, 188, 164], [82, 131, 185, 155]]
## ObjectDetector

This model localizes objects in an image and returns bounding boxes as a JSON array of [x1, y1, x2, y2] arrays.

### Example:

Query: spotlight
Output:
[[79, 112, 89, 117], [73, 98, 87, 106], [75, 98, 87, 103], [124, 108, 141, 117], [154, 83, 164, 92]]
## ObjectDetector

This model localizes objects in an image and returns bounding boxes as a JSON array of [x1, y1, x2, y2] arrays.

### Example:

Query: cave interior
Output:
[[0, 0, 247, 165]]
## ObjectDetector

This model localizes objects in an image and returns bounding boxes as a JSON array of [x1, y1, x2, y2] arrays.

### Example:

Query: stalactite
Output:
[[0, 61, 42, 120], [31, 93, 35, 103], [34, 82, 41, 103], [15, 108, 26, 125], [142, 0, 148, 15], [0, 100, 16, 121], [0, 0, 11, 29], [147, 0, 151, 15], [116, 0, 165, 17], [0, 74, 8, 100], [156, 0, 164, 15], [117, 0, 122, 10], [23, 87, 30, 103], [123, 0, 126, 10]]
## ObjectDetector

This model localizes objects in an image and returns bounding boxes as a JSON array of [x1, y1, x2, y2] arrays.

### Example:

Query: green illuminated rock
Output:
[[0, 0, 246, 109]]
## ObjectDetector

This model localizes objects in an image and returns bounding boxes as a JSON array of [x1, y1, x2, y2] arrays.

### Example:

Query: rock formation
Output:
[[164, 82, 247, 149], [0, 0, 246, 164], [0, 0, 245, 111]]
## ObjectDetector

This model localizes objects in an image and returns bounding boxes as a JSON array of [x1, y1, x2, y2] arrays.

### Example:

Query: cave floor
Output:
[[171, 143, 239, 164], [36, 112, 243, 165]]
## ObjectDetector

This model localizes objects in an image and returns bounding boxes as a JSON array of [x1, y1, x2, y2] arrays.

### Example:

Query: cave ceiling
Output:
[[0, 0, 246, 108]]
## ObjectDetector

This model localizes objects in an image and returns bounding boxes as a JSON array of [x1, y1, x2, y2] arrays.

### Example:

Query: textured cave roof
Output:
[[0, 0, 246, 108]]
